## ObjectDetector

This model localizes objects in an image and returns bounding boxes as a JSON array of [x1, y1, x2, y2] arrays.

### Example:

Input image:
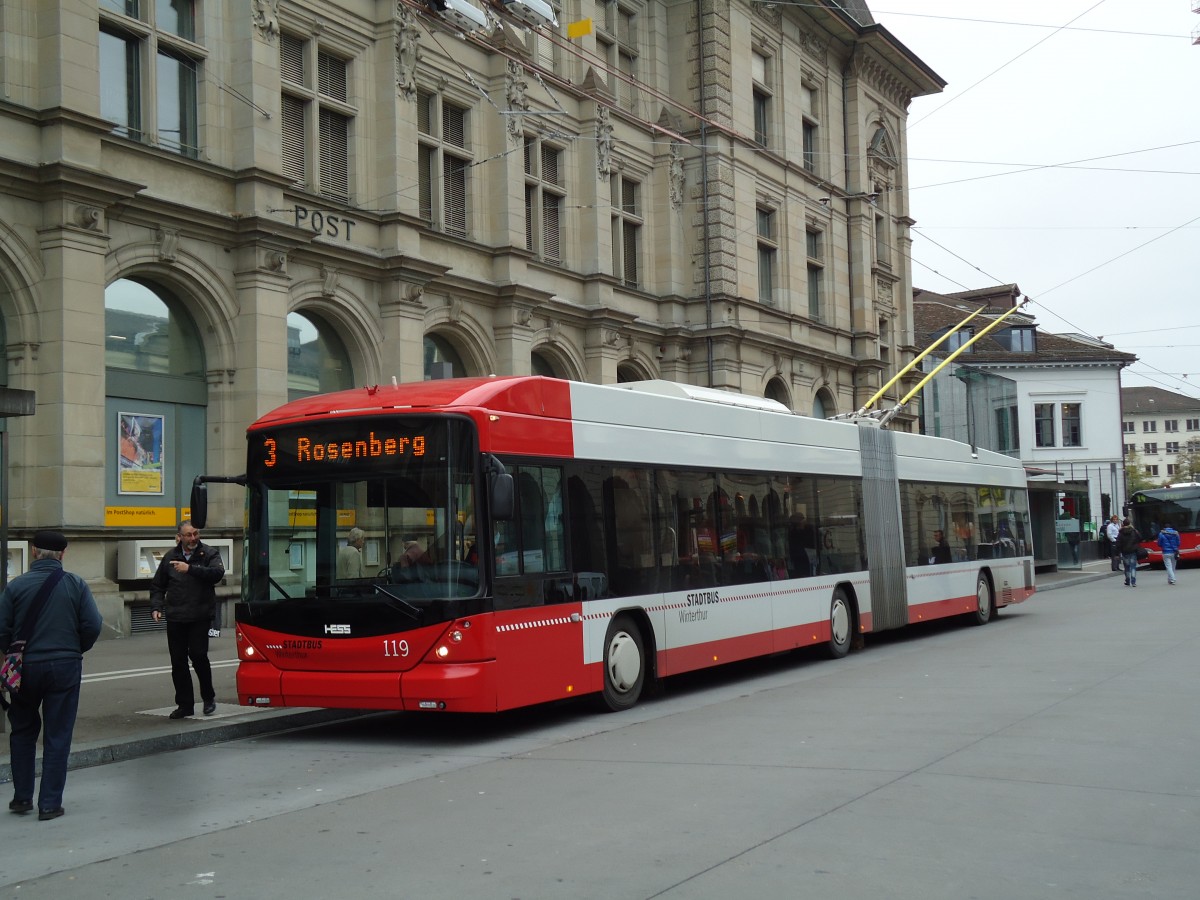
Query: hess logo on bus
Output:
[[324, 624, 351, 635]]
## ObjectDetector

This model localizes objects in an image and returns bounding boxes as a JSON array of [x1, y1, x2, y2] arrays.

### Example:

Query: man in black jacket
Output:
[[151, 520, 224, 718], [1, 530, 102, 820]]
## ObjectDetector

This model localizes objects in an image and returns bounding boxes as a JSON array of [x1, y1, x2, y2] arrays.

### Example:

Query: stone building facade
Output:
[[0, 0, 941, 634]]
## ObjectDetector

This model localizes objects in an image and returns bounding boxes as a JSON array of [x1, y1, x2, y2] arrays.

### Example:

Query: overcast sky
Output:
[[871, 1, 1199, 398]]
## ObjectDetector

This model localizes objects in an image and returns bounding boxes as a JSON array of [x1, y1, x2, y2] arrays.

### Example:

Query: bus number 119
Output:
[[383, 639, 410, 657]]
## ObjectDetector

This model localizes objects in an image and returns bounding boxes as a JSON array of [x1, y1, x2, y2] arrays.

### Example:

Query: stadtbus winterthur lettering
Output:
[[262, 432, 426, 468]]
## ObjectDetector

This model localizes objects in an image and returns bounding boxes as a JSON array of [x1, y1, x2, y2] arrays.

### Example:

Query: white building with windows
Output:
[[0, 0, 943, 633], [1121, 387, 1200, 485], [914, 286, 1136, 563]]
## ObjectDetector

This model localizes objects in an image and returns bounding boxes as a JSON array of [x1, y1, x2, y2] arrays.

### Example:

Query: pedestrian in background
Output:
[[1, 530, 102, 821], [1116, 517, 1142, 588], [151, 520, 224, 719], [337, 526, 366, 579], [1105, 515, 1121, 572], [1156, 522, 1181, 585]]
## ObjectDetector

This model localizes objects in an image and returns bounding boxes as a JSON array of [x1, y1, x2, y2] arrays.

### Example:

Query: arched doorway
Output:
[[104, 277, 207, 526]]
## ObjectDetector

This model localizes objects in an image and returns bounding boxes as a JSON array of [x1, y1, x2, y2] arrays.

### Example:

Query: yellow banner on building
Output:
[[567, 18, 592, 38], [105, 506, 181, 527]]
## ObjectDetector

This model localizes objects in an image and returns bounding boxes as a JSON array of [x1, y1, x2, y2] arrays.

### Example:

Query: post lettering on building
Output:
[[294, 205, 356, 242]]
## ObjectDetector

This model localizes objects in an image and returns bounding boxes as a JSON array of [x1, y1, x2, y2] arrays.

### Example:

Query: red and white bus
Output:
[[1128, 485, 1200, 566], [195, 376, 1034, 714]]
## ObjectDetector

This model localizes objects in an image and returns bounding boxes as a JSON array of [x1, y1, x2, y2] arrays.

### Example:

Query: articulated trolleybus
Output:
[[198, 377, 1034, 714]]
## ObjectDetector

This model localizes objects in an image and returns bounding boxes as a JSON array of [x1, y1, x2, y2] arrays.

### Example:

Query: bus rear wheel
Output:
[[600, 615, 645, 712], [827, 588, 852, 659], [969, 573, 994, 626]]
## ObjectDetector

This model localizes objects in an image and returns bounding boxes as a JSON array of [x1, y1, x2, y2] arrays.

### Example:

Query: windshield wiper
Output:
[[372, 584, 423, 622]]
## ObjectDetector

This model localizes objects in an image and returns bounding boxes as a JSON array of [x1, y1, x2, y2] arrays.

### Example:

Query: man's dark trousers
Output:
[[7, 657, 83, 812], [165, 619, 215, 710]]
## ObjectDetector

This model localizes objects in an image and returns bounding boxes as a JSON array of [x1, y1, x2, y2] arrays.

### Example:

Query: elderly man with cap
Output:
[[1, 530, 102, 821]]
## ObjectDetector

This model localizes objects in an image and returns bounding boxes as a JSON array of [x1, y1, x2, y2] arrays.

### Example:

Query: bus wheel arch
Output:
[[969, 570, 995, 626], [598, 611, 655, 712], [827, 584, 857, 659]]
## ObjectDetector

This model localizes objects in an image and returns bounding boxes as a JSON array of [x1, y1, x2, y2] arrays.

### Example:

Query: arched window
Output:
[[104, 277, 207, 526], [287, 311, 353, 401], [813, 388, 835, 419], [616, 363, 643, 383], [531, 350, 558, 378], [765, 377, 790, 410], [105, 278, 204, 377], [424, 334, 468, 379]]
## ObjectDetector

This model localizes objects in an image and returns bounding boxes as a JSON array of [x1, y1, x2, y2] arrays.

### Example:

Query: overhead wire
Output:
[[904, 0, 1110, 130]]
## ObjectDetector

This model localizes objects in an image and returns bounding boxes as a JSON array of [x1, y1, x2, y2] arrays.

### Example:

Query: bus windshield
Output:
[[1129, 486, 1200, 540], [243, 415, 481, 620]]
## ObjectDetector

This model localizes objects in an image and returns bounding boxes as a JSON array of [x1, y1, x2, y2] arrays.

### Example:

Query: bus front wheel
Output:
[[600, 615, 645, 712], [827, 589, 853, 659], [969, 573, 994, 626]]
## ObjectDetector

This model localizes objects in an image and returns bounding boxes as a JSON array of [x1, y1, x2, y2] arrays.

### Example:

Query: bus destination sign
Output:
[[250, 418, 437, 480]]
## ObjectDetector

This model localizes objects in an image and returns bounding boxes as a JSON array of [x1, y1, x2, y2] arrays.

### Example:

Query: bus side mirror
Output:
[[491, 472, 514, 521], [190, 477, 208, 529]]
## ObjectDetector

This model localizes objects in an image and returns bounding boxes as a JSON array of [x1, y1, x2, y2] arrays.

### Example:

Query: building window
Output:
[[1142, 421, 1157, 433], [281, 33, 354, 202], [874, 213, 890, 267], [942, 328, 974, 353], [1189, 418, 1200, 431], [1164, 419, 1179, 432], [99, 0, 202, 157], [806, 229, 823, 320], [530, 0, 562, 72], [526, 136, 565, 263], [1034, 403, 1055, 447], [1167, 441, 1180, 453], [998, 326, 1035, 352], [1124, 444, 1134, 456], [1061, 403, 1081, 447], [1144, 442, 1158, 455], [418, 91, 471, 237], [1122, 421, 1134, 433], [610, 173, 642, 287], [757, 206, 776, 305], [597, 3, 638, 113], [801, 83, 820, 173], [879, 317, 892, 366], [1146, 465, 1158, 476], [1168, 464, 1178, 476], [752, 51, 772, 147]]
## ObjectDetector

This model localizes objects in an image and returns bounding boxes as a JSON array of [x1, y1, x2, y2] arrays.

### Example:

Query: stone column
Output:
[[379, 280, 430, 385], [32, 200, 111, 529]]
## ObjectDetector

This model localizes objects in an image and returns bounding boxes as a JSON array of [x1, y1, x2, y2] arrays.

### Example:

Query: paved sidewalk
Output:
[[1, 561, 1118, 785], [1, 630, 364, 784], [1033, 557, 1119, 592]]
